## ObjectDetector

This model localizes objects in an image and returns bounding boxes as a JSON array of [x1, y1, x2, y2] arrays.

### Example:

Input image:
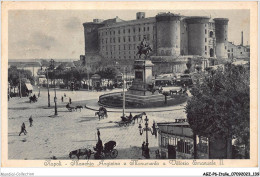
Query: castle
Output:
[[83, 12, 248, 74]]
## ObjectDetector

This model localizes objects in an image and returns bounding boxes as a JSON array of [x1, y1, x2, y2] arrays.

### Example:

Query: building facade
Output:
[[83, 12, 234, 74]]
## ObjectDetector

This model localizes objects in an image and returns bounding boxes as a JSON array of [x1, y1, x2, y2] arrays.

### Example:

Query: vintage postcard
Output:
[[1, 1, 258, 169]]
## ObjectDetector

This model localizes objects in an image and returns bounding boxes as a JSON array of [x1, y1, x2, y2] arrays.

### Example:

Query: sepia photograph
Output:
[[1, 1, 258, 171]]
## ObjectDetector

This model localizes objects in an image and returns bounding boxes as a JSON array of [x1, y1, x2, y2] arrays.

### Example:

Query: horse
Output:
[[95, 111, 107, 121], [75, 105, 83, 112], [133, 112, 146, 123], [69, 148, 92, 159], [136, 46, 152, 59]]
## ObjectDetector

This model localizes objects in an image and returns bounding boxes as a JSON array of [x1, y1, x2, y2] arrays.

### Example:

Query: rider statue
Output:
[[137, 37, 152, 59]]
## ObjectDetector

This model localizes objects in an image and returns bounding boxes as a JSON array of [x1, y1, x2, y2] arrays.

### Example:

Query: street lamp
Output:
[[45, 68, 51, 107], [138, 116, 155, 159], [50, 59, 58, 116]]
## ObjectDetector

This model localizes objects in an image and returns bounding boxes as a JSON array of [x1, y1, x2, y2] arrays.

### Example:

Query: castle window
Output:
[[210, 31, 213, 37]]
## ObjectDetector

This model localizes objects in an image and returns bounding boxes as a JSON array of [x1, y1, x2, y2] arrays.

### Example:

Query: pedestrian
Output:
[[29, 116, 33, 127], [141, 141, 145, 156], [61, 96, 64, 102], [64, 93, 66, 97], [19, 122, 27, 136], [69, 97, 72, 104], [97, 129, 100, 139], [145, 143, 150, 159], [155, 149, 160, 159]]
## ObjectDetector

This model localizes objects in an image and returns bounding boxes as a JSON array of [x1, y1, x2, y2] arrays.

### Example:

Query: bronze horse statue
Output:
[[136, 46, 152, 59]]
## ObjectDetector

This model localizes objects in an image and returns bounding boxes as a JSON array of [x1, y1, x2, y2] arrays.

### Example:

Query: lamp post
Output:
[[50, 59, 58, 116], [138, 116, 155, 158], [122, 66, 126, 117], [46, 68, 50, 107]]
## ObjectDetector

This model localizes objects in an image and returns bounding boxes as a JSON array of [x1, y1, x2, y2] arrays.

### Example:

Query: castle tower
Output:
[[155, 13, 181, 57], [185, 16, 210, 57], [136, 12, 145, 19], [213, 18, 229, 58], [83, 20, 104, 55]]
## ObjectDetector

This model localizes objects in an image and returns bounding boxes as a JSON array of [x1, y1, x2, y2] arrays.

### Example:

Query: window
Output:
[[106, 38, 107, 44], [205, 29, 207, 34], [133, 36, 136, 42], [124, 45, 126, 50], [205, 46, 207, 50], [147, 26, 149, 31], [118, 37, 120, 43], [118, 30, 120, 34], [119, 45, 120, 51], [110, 31, 111, 35], [128, 36, 131, 42], [123, 37, 126, 42], [225, 46, 227, 49], [240, 52, 242, 54], [106, 32, 107, 35], [128, 29, 130, 33], [113, 31, 115, 35], [123, 29, 125, 33], [129, 45, 131, 50], [147, 34, 150, 40], [144, 27, 146, 31], [210, 31, 214, 37], [225, 38, 226, 41], [231, 48, 233, 52], [139, 27, 141, 32], [139, 35, 141, 41], [205, 52, 207, 55], [133, 27, 135, 33], [205, 38, 207, 42]]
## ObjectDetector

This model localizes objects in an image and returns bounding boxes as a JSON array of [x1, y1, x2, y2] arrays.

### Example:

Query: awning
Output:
[[25, 83, 33, 91]]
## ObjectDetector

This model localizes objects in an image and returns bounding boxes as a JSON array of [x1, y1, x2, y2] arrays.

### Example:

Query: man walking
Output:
[[19, 122, 27, 136], [69, 97, 72, 104], [29, 116, 33, 127], [61, 96, 64, 102]]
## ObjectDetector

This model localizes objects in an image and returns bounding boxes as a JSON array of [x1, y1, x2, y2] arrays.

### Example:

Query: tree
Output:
[[186, 63, 250, 158]]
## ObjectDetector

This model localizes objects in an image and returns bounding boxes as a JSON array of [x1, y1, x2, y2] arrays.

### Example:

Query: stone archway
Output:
[[210, 48, 214, 57]]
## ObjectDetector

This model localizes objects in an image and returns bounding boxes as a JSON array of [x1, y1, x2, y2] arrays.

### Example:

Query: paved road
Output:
[[8, 88, 187, 160]]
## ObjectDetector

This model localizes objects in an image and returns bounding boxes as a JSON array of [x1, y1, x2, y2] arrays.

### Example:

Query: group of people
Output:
[[19, 116, 33, 136], [61, 93, 71, 104]]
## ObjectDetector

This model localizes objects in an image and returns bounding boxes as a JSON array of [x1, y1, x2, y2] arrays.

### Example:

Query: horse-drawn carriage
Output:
[[69, 141, 118, 159], [93, 140, 118, 159], [116, 112, 146, 127], [66, 103, 75, 112], [29, 95, 37, 103]]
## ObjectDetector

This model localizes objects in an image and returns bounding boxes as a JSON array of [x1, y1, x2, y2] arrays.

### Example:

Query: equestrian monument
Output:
[[99, 38, 188, 108]]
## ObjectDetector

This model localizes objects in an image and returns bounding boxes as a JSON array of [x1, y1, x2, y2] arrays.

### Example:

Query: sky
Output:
[[8, 10, 250, 60]]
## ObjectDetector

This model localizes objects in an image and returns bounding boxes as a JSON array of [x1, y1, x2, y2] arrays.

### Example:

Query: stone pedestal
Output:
[[127, 59, 156, 96]]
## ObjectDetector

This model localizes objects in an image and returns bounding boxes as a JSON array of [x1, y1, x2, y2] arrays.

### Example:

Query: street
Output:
[[8, 88, 187, 160]]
